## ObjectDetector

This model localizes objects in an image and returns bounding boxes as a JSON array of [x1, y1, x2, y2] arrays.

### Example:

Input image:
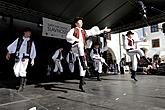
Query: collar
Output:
[[23, 36, 30, 41], [76, 27, 83, 31]]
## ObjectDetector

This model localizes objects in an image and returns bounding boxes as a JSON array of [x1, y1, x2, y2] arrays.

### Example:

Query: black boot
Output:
[[18, 77, 26, 92], [23, 78, 27, 87], [96, 72, 101, 81], [131, 70, 138, 81], [79, 56, 88, 70], [79, 76, 85, 92]]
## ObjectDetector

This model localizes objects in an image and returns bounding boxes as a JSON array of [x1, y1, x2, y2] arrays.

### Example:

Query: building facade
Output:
[[106, 22, 165, 65]]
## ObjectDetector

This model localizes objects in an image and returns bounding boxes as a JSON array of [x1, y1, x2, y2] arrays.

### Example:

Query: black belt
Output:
[[126, 48, 133, 52], [72, 41, 78, 45]]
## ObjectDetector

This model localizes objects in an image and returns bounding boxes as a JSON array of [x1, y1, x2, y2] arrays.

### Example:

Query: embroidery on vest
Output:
[[127, 38, 134, 46], [73, 28, 86, 44]]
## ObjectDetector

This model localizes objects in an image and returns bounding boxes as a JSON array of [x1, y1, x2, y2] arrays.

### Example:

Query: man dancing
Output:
[[66, 48, 77, 73], [6, 27, 36, 92], [66, 17, 111, 92], [90, 41, 108, 81], [52, 47, 64, 74], [124, 31, 150, 81]]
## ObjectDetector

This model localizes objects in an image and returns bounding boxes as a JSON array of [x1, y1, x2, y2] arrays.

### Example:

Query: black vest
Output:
[[93, 48, 101, 56], [16, 37, 33, 58], [69, 52, 73, 63]]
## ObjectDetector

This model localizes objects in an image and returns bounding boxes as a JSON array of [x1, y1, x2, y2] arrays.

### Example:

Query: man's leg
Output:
[[79, 56, 88, 70], [97, 61, 102, 81], [53, 61, 58, 73], [77, 41, 89, 70], [131, 55, 138, 81], [79, 76, 85, 92], [132, 49, 151, 65], [18, 77, 26, 92], [57, 61, 65, 81], [78, 58, 86, 92], [18, 59, 29, 92]]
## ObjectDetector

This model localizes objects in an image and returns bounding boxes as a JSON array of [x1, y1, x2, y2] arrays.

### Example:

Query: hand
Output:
[[104, 27, 111, 33], [31, 59, 34, 66], [6, 53, 11, 60]]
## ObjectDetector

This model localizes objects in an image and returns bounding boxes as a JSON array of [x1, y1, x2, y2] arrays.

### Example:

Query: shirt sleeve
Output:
[[7, 38, 19, 54], [30, 42, 36, 59], [52, 50, 59, 61], [66, 53, 69, 63], [90, 49, 94, 59], [85, 26, 104, 37], [66, 28, 79, 44], [124, 37, 129, 50]]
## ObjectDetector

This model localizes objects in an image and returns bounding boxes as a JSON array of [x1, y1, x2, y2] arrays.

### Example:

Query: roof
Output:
[[0, 0, 165, 33]]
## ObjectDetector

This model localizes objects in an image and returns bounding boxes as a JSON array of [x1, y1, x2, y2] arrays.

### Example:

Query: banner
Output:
[[42, 17, 71, 39]]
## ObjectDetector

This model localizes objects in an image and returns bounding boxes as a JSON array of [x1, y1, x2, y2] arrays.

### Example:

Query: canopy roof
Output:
[[0, 0, 165, 33]]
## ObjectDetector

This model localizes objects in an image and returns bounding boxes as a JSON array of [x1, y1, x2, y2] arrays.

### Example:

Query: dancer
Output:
[[90, 41, 108, 81], [66, 17, 111, 92], [52, 47, 64, 74], [123, 31, 150, 81], [6, 27, 36, 92], [66, 48, 77, 73]]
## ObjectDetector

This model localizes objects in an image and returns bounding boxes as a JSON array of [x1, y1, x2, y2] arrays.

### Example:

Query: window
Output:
[[152, 39, 160, 48], [151, 24, 158, 33]]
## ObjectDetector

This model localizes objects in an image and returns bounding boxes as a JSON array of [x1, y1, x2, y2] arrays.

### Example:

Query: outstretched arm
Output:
[[86, 26, 111, 37]]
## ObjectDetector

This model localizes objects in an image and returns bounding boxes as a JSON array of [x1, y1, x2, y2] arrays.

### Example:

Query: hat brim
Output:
[[126, 31, 134, 36]]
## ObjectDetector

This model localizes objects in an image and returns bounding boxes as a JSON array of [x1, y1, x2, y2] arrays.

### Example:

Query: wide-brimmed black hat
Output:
[[126, 31, 134, 36], [23, 27, 32, 32], [73, 17, 83, 24], [72, 17, 84, 28]]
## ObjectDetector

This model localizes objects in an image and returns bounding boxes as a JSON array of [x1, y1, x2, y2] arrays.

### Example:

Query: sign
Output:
[[42, 17, 71, 39]]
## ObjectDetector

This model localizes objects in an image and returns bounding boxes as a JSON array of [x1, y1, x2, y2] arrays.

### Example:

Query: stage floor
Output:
[[0, 74, 165, 110]]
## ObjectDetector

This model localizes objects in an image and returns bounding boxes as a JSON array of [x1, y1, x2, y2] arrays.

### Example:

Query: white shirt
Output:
[[52, 49, 63, 61], [66, 26, 104, 44], [7, 37, 36, 59]]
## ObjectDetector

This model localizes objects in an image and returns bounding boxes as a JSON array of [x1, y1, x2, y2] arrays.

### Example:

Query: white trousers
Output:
[[53, 60, 63, 73], [127, 49, 144, 71], [68, 63, 75, 73], [94, 59, 102, 73], [72, 41, 85, 56], [77, 57, 86, 77], [71, 41, 86, 76], [13, 59, 29, 77]]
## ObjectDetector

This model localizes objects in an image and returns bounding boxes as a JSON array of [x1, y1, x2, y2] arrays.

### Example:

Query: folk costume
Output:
[[6, 28, 36, 91], [52, 48, 63, 74], [124, 31, 150, 81], [66, 50, 77, 73]]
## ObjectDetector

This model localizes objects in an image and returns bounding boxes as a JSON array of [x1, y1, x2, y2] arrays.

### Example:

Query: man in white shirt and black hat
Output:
[[124, 30, 150, 81], [66, 17, 111, 92], [6, 27, 36, 92]]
